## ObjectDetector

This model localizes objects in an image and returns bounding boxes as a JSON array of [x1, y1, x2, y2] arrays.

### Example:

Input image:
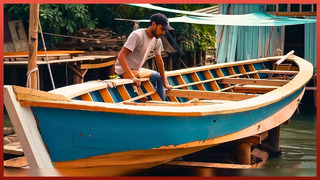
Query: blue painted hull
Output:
[[32, 87, 304, 163]]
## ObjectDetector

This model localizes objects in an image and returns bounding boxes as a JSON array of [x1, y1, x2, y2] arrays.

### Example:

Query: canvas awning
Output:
[[120, 4, 316, 26]]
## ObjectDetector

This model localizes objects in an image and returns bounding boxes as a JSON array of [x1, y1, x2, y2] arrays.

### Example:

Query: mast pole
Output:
[[27, 4, 39, 89]]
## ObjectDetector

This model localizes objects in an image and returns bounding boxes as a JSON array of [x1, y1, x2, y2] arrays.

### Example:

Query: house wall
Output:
[[216, 4, 284, 63]]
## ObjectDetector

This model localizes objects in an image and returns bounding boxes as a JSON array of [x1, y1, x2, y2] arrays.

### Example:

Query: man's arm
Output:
[[155, 54, 172, 90], [117, 47, 141, 88]]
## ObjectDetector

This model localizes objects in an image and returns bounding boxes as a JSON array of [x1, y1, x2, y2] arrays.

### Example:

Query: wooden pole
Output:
[[268, 126, 282, 156], [236, 142, 251, 165], [27, 4, 39, 89]]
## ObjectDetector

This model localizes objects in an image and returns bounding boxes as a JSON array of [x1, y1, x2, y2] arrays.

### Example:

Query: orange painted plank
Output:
[[190, 73, 205, 90], [80, 93, 93, 101], [141, 81, 162, 101], [203, 70, 220, 91], [116, 85, 131, 101], [237, 65, 249, 78], [99, 89, 114, 103], [248, 64, 260, 79], [175, 75, 188, 90], [215, 69, 233, 92]]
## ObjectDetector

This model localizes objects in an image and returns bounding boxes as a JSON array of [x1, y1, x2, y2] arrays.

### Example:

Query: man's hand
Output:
[[132, 77, 141, 88], [164, 84, 172, 90]]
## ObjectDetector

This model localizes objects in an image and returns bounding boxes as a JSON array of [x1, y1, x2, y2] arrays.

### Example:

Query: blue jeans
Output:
[[149, 71, 166, 101]]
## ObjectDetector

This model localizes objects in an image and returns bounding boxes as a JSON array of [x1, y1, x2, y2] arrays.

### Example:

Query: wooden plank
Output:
[[251, 148, 269, 168], [258, 70, 299, 75], [8, 20, 28, 51], [4, 86, 54, 168], [116, 85, 131, 101], [80, 59, 116, 69], [122, 91, 156, 103], [227, 66, 236, 75], [50, 78, 149, 99], [168, 96, 179, 102], [4, 156, 28, 168], [165, 57, 271, 77], [99, 89, 114, 103], [166, 89, 258, 101], [3, 57, 95, 65], [122, 101, 208, 107], [234, 86, 276, 94], [165, 161, 252, 169], [141, 81, 162, 101], [176, 75, 189, 89], [218, 78, 289, 86], [4, 141, 24, 155], [237, 132, 268, 144], [80, 93, 93, 101], [217, 86, 235, 92], [275, 50, 295, 66], [13, 86, 69, 102], [3, 50, 85, 57], [172, 71, 263, 90]]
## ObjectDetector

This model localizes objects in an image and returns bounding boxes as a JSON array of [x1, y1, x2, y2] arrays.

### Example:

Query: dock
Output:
[[4, 51, 116, 86]]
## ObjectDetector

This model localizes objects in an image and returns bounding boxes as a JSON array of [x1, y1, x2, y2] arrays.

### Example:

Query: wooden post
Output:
[[236, 142, 251, 165], [268, 126, 282, 155], [27, 4, 39, 89]]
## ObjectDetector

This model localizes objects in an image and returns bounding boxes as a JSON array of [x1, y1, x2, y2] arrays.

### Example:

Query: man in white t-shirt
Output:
[[115, 13, 173, 100]]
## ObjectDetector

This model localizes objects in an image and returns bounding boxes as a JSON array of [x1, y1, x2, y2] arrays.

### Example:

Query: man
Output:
[[115, 13, 173, 101]]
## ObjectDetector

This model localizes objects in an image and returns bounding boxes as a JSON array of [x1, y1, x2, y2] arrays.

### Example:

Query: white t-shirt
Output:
[[115, 28, 164, 75]]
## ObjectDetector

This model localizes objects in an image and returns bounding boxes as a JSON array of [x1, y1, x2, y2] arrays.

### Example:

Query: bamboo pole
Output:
[[27, 4, 39, 89]]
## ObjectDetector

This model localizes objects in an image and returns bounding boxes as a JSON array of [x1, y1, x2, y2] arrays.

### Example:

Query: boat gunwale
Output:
[[18, 55, 313, 117]]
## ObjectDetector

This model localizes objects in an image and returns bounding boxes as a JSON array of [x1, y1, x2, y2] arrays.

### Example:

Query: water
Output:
[[3, 92, 317, 176]]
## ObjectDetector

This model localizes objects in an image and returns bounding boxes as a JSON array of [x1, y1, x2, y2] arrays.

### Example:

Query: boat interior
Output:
[[56, 57, 299, 107]]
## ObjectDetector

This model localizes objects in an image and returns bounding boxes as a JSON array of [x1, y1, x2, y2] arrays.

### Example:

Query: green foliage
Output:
[[4, 4, 97, 43], [155, 4, 217, 53], [4, 4, 216, 51]]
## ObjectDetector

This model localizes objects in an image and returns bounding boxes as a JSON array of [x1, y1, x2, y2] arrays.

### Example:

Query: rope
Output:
[[38, 21, 56, 89], [26, 67, 39, 89], [41, 31, 101, 42]]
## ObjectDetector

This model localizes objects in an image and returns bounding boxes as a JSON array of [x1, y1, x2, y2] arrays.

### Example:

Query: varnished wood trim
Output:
[[80, 60, 115, 70], [258, 70, 299, 74], [218, 78, 288, 86], [13, 86, 69, 102], [122, 91, 156, 103], [234, 86, 276, 94], [166, 89, 258, 101], [172, 71, 263, 89]]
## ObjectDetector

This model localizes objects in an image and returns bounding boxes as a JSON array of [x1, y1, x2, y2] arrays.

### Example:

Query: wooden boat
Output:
[[3, 52, 313, 169]]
